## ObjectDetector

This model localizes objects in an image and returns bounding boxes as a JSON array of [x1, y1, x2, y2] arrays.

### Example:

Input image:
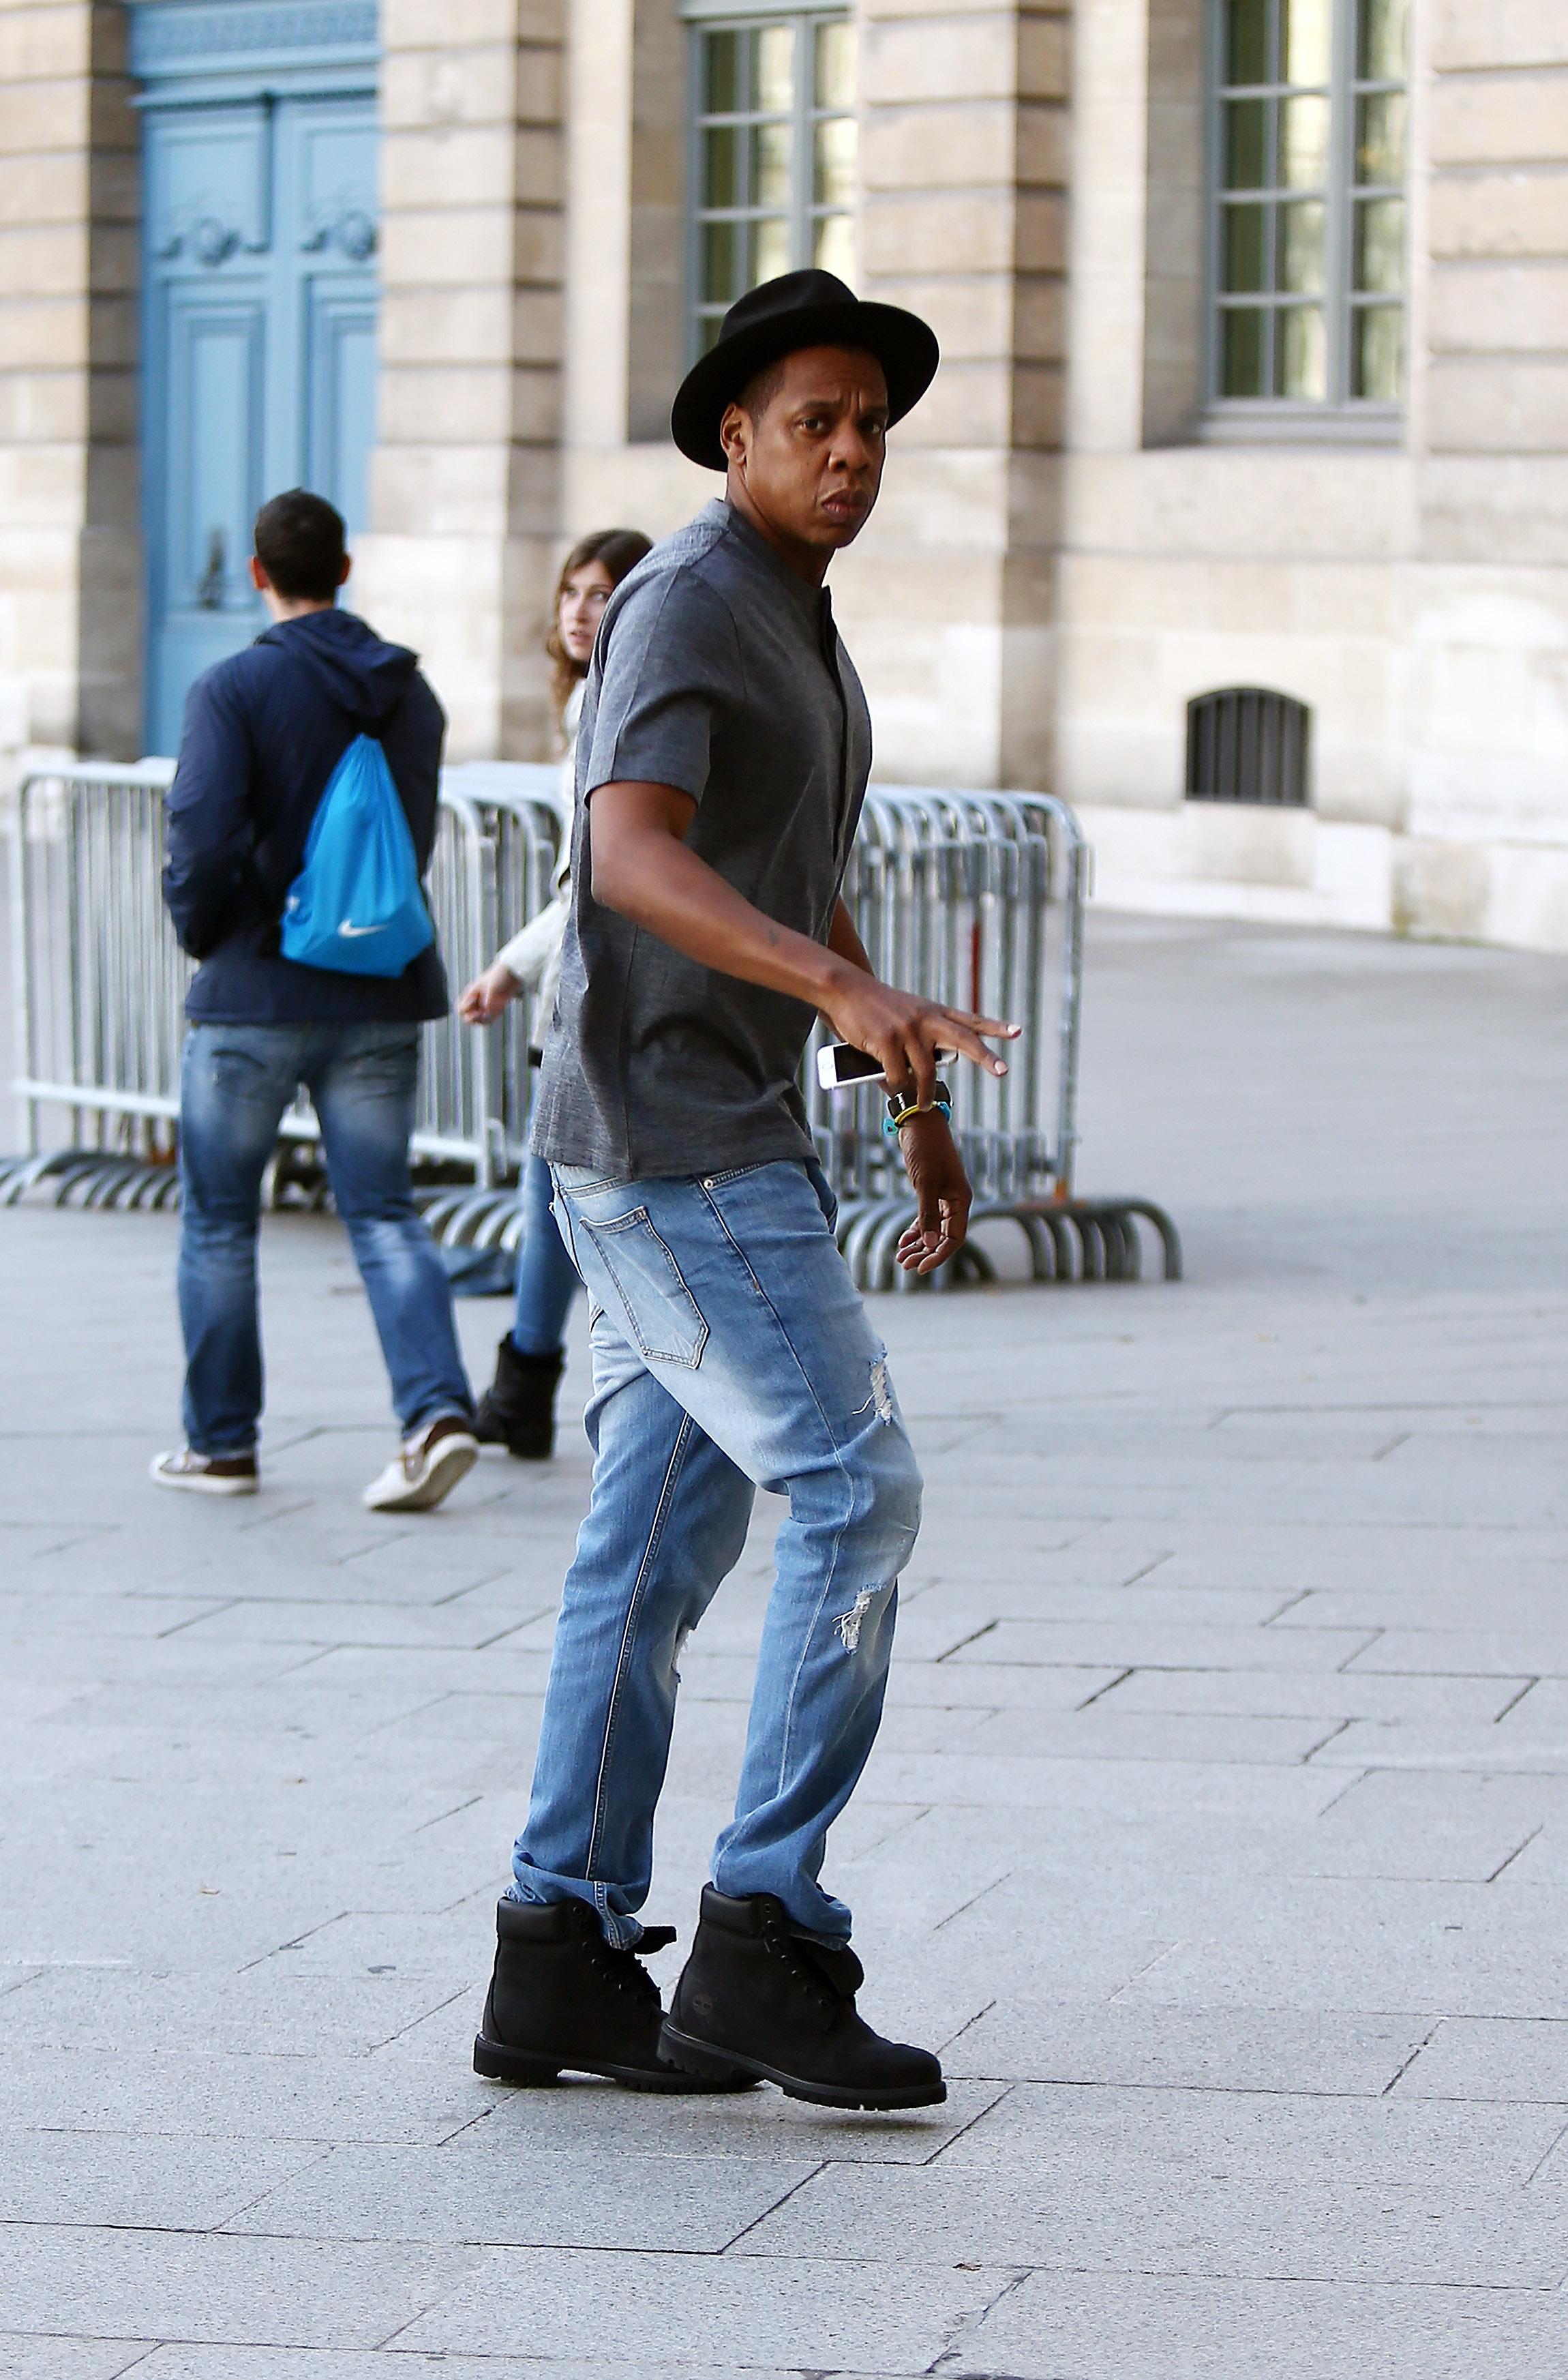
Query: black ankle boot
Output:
[[473, 1338, 563, 1459], [660, 1887, 946, 2111], [473, 1896, 753, 2093]]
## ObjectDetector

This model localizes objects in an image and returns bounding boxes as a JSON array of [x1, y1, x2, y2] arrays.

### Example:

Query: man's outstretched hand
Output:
[[821, 973, 1019, 1111], [894, 1110, 974, 1275]]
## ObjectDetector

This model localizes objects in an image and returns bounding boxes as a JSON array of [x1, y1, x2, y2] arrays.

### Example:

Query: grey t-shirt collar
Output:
[[703, 499, 836, 639]]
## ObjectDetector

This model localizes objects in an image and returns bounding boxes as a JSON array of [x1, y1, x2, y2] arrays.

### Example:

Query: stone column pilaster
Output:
[[356, 0, 565, 760], [1425, 0, 1568, 462], [837, 0, 1069, 789], [0, 0, 138, 757]]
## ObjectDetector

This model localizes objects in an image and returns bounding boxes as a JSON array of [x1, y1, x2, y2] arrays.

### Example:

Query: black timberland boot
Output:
[[473, 1896, 753, 2093], [472, 1338, 564, 1459], [659, 1887, 946, 2111]]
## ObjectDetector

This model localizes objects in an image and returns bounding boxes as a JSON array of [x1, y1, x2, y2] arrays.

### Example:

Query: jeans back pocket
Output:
[[578, 1208, 708, 1369]]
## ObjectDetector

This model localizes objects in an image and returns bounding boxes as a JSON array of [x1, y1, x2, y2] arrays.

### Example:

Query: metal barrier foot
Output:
[[414, 1184, 525, 1252], [1010, 1198, 1183, 1283], [0, 1150, 181, 1210]]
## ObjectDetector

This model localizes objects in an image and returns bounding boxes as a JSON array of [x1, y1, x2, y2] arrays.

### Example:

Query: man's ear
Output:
[[337, 552, 352, 588], [719, 400, 749, 468], [248, 556, 269, 593]]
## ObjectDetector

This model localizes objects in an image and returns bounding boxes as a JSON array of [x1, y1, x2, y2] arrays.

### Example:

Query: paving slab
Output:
[[946, 1999, 1428, 2098], [734, 2153, 1568, 2287], [944, 1618, 1380, 1671], [390, 2246, 1008, 2369], [0, 2345, 157, 2380], [1294, 1770, 1561, 1879], [220, 2138, 820, 2252], [0, 2049, 485, 2147], [1349, 1628, 1568, 1678], [955, 1707, 1342, 1764], [0, 2132, 328, 2231], [946, 2270, 1568, 2380], [1312, 1722, 1568, 1774], [121, 2357, 821, 2380], [1391, 2015, 1568, 2105], [0, 2229, 483, 2350], [931, 2079, 1566, 2189], [1100, 1873, 1568, 2018], [1091, 1666, 1527, 1723], [0, 1967, 467, 2057]]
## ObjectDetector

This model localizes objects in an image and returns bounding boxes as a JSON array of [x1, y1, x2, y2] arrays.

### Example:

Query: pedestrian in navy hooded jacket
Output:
[[154, 488, 479, 1515], [163, 580, 447, 1024]]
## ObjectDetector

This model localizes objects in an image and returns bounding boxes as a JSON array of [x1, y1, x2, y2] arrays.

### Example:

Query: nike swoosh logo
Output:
[[337, 921, 388, 938]]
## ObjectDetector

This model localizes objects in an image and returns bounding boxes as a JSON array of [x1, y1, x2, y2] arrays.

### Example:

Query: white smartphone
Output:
[[815, 1041, 956, 1092]]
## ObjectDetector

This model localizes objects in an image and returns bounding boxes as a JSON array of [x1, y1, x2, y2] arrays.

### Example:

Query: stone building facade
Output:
[[3, 0, 1566, 948]]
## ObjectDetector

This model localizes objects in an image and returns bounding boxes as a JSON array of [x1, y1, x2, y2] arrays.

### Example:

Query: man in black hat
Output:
[[475, 271, 1018, 2111]]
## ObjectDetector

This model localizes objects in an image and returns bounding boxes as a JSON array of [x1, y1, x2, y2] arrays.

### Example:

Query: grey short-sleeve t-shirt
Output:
[[529, 500, 873, 1180]]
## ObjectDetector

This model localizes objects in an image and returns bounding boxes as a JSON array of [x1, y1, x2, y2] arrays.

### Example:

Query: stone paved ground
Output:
[[3, 912, 1568, 2380]]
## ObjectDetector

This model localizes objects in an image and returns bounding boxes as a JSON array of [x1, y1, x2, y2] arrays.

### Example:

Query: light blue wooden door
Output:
[[142, 93, 379, 754]]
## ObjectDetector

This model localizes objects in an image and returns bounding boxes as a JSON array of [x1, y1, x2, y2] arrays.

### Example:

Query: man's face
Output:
[[721, 346, 890, 556]]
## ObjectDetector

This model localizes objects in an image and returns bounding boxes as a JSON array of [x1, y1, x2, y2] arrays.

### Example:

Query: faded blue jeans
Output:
[[510, 1156, 922, 1946], [177, 1021, 474, 1455], [509, 1148, 582, 1358]]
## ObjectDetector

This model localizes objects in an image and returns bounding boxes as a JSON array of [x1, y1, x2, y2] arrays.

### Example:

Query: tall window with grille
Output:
[[1210, 0, 1406, 423], [687, 8, 857, 360]]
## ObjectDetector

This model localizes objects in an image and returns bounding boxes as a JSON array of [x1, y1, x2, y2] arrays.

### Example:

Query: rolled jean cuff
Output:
[[504, 1875, 644, 1949]]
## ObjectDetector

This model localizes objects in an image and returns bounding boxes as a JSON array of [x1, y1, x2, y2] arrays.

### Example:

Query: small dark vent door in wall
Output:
[[134, 3, 380, 754], [1186, 687, 1311, 808]]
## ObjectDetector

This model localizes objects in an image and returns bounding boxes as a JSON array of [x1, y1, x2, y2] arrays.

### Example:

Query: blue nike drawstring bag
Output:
[[279, 734, 435, 977]]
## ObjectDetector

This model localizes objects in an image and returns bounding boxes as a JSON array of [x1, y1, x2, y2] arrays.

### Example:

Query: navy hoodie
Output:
[[162, 607, 449, 1023]]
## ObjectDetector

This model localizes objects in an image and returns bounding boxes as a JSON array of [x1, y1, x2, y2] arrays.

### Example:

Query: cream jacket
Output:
[[492, 679, 581, 1030]]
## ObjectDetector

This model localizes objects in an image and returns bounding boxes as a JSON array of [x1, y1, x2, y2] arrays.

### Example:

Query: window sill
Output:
[[1196, 406, 1404, 449], [1185, 792, 1312, 809], [679, 0, 819, 16]]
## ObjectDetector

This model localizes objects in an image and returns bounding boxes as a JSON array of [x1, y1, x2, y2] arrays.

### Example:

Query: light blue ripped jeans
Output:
[[510, 1155, 922, 1946]]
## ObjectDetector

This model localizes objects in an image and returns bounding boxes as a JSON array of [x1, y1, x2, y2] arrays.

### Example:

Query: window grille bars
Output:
[[1186, 687, 1312, 807]]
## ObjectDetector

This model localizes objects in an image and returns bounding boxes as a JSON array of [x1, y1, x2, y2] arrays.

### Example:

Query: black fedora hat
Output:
[[671, 269, 939, 471]]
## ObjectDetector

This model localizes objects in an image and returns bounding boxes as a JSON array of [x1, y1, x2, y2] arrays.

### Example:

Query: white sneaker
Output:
[[151, 1446, 259, 1496], [363, 1415, 479, 1513]]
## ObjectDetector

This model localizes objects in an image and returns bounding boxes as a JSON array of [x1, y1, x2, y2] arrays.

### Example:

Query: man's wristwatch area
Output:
[[883, 1081, 952, 1137]]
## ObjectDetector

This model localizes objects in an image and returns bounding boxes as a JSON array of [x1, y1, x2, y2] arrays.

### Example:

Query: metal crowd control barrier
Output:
[[0, 756, 528, 1208], [5, 759, 187, 1206], [4, 756, 1177, 1285], [806, 786, 1178, 1288], [414, 762, 567, 1247]]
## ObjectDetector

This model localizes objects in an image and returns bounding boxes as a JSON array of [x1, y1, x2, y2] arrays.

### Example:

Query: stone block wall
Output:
[[0, 0, 139, 756]]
